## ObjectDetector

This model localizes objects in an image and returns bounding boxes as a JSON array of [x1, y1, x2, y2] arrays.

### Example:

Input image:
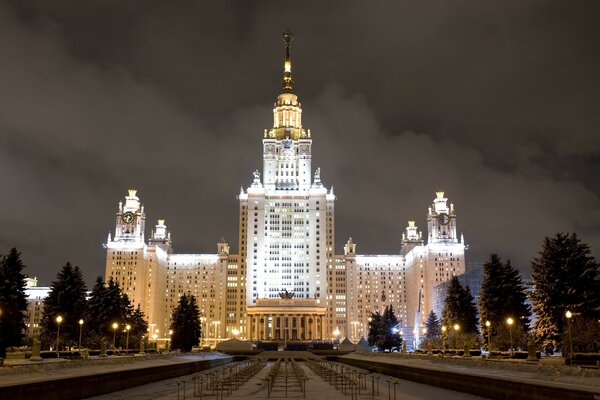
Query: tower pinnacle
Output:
[[282, 29, 294, 92]]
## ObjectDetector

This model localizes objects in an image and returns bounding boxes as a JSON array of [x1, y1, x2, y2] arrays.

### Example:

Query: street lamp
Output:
[[125, 324, 131, 354], [112, 322, 119, 350], [351, 321, 359, 340], [453, 324, 460, 350], [212, 321, 221, 347], [506, 317, 514, 356], [565, 310, 573, 360], [152, 333, 158, 351], [167, 329, 173, 351], [231, 328, 240, 338], [55, 315, 63, 352], [78, 319, 84, 349], [485, 320, 491, 352], [441, 325, 447, 353]]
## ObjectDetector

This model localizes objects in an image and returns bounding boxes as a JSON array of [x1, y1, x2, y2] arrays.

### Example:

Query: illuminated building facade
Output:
[[104, 32, 466, 346]]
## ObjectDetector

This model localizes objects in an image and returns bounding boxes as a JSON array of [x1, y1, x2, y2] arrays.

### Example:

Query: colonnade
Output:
[[246, 313, 325, 340]]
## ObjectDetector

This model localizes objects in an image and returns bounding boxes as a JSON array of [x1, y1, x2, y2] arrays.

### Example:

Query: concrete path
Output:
[[341, 353, 600, 392], [87, 360, 486, 400], [0, 353, 229, 388]]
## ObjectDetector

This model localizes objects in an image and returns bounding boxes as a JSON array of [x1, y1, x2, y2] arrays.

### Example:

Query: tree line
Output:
[[368, 233, 599, 355], [0, 249, 202, 354]]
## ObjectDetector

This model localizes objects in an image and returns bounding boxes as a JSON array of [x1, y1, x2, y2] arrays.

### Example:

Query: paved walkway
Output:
[[87, 360, 486, 400], [340, 353, 600, 392], [0, 353, 229, 388]]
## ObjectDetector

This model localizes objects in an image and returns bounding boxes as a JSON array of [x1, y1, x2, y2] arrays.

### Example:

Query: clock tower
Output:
[[426, 191, 458, 244], [113, 189, 146, 243]]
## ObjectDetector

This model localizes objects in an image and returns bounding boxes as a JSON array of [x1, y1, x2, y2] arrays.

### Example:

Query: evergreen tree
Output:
[[425, 310, 441, 339], [366, 306, 402, 351], [86, 277, 132, 347], [170, 294, 201, 352], [531, 233, 600, 353], [367, 311, 383, 348], [442, 276, 478, 349], [128, 304, 148, 348], [40, 263, 88, 348], [478, 254, 505, 347], [460, 285, 479, 334], [0, 248, 28, 355], [442, 276, 464, 329], [380, 305, 402, 351], [479, 254, 531, 350]]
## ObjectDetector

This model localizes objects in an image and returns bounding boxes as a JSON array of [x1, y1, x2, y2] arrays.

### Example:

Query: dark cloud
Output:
[[1, 0, 598, 285]]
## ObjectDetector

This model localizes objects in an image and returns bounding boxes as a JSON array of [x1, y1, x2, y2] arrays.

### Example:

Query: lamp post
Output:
[[351, 321, 359, 341], [55, 315, 63, 352], [453, 323, 460, 350], [200, 317, 206, 347], [152, 333, 158, 351], [212, 321, 221, 347], [167, 329, 173, 352], [112, 322, 119, 350], [126, 324, 131, 354], [441, 326, 447, 354], [231, 328, 240, 338], [78, 319, 84, 349], [485, 320, 491, 352], [506, 317, 514, 356], [565, 310, 573, 360], [333, 327, 340, 349]]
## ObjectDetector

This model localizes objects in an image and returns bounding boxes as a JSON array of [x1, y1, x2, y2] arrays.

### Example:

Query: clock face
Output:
[[122, 212, 134, 224], [438, 213, 450, 225]]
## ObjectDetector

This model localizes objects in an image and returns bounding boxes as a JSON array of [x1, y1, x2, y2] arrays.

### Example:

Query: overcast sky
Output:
[[1, 1, 599, 287]]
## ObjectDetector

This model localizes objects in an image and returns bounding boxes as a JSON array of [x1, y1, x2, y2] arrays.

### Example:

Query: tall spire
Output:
[[282, 29, 294, 92]]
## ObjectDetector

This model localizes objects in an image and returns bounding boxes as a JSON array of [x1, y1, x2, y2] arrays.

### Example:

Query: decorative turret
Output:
[[113, 189, 146, 243], [344, 237, 356, 256], [401, 221, 424, 254], [426, 191, 459, 244]]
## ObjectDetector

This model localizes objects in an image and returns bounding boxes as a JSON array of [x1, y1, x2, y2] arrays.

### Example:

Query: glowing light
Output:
[[506, 317, 514, 326]]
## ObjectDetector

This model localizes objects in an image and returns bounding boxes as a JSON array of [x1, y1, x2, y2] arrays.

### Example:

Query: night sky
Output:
[[1, 1, 599, 287]]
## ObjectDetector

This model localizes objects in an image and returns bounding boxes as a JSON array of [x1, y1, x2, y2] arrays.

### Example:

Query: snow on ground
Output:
[[341, 352, 600, 391], [87, 360, 487, 400]]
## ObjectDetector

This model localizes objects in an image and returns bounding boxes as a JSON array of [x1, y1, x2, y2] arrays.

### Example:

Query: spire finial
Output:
[[282, 29, 294, 92]]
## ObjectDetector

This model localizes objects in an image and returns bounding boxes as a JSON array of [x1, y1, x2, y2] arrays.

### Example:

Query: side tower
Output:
[[105, 190, 168, 332], [406, 191, 466, 344], [105, 189, 147, 311]]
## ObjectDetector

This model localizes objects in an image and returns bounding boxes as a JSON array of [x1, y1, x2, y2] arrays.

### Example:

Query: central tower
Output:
[[239, 31, 336, 310]]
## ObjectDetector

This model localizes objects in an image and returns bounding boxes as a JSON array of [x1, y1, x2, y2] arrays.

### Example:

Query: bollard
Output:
[[392, 379, 399, 400], [176, 379, 186, 400]]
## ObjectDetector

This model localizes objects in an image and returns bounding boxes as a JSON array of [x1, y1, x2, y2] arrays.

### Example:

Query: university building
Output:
[[104, 33, 466, 348]]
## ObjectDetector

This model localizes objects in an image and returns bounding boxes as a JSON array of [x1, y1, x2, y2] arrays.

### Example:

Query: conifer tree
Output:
[[479, 254, 531, 350], [86, 277, 132, 347], [128, 304, 148, 348], [0, 248, 28, 355], [425, 310, 441, 339], [366, 306, 402, 351], [367, 311, 383, 348], [40, 263, 88, 348], [170, 294, 200, 352], [478, 254, 505, 346], [380, 305, 402, 351], [531, 233, 600, 353], [461, 285, 479, 334], [442, 276, 463, 328]]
